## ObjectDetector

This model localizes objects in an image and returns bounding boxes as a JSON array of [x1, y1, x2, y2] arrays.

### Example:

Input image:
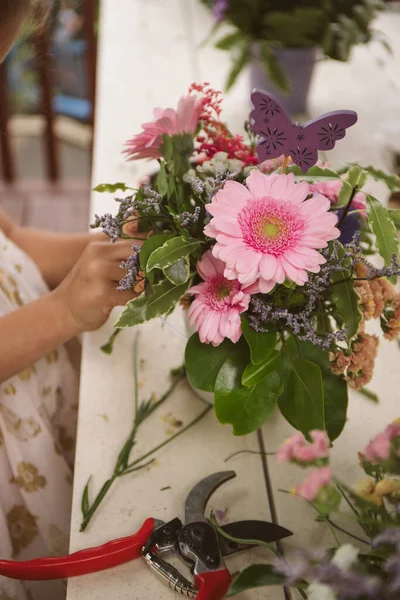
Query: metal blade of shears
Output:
[[184, 471, 236, 524], [218, 520, 293, 557]]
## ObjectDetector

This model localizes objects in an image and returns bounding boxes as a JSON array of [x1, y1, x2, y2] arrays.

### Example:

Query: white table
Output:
[[67, 3, 400, 599]]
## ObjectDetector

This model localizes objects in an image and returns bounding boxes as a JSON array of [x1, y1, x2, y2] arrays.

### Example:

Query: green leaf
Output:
[[388, 209, 400, 230], [100, 329, 121, 355], [215, 31, 243, 50], [93, 182, 131, 193], [337, 180, 354, 208], [260, 44, 290, 94], [366, 195, 399, 283], [241, 350, 280, 387], [331, 243, 362, 339], [293, 339, 348, 441], [284, 164, 340, 181], [163, 257, 190, 285], [115, 279, 191, 328], [139, 234, 174, 283], [147, 237, 202, 272], [346, 165, 367, 189], [225, 43, 251, 91], [278, 356, 325, 437], [215, 353, 281, 436], [361, 165, 400, 192], [81, 477, 91, 517], [157, 161, 168, 196], [185, 334, 247, 393], [228, 564, 286, 596], [241, 317, 277, 364]]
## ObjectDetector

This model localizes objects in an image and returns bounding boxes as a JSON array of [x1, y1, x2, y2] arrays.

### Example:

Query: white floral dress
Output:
[[0, 228, 79, 600]]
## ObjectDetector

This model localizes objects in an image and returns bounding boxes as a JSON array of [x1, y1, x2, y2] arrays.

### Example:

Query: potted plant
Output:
[[200, 0, 386, 113], [92, 83, 400, 444]]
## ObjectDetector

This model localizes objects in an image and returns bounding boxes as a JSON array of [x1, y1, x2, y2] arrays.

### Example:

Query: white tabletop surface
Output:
[[67, 3, 400, 599]]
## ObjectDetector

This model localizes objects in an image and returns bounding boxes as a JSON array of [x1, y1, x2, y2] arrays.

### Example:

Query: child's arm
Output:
[[1, 209, 140, 288], [0, 208, 97, 287], [0, 238, 142, 383], [0, 292, 81, 382]]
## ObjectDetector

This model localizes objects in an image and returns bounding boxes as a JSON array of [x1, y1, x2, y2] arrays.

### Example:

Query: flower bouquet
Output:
[[92, 83, 400, 442], [227, 419, 400, 599]]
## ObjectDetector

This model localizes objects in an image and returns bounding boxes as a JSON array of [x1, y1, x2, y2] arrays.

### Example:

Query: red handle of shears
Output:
[[0, 518, 154, 581], [195, 569, 232, 600]]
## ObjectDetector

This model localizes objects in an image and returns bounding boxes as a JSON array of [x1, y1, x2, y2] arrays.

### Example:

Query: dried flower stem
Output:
[[281, 156, 289, 174]]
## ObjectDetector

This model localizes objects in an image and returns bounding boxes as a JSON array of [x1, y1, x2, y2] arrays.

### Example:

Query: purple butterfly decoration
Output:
[[250, 90, 358, 173]]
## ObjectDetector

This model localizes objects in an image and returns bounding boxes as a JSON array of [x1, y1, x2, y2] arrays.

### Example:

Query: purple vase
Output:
[[250, 46, 317, 115]]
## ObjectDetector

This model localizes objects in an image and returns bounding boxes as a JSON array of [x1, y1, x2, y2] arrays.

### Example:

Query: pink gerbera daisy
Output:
[[188, 250, 251, 346], [124, 94, 203, 161], [204, 171, 340, 293]]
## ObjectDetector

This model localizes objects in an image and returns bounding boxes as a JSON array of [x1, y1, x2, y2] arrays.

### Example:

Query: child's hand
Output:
[[53, 239, 143, 332]]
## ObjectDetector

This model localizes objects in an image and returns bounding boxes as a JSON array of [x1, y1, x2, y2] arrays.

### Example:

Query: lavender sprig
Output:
[[177, 206, 201, 228], [117, 245, 142, 291]]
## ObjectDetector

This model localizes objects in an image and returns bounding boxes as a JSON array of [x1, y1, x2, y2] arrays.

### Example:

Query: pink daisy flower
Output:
[[294, 467, 333, 502], [188, 250, 251, 346], [124, 94, 203, 161], [204, 171, 340, 293]]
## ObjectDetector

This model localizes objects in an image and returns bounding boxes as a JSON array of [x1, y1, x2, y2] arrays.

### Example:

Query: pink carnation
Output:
[[204, 171, 339, 293], [276, 430, 330, 464], [362, 419, 400, 463], [294, 467, 333, 501], [187, 250, 251, 346], [309, 180, 366, 214], [124, 94, 203, 160]]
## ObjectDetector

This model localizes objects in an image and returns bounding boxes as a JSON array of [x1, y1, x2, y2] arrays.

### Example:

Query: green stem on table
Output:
[[324, 518, 369, 546], [224, 449, 276, 463], [358, 388, 379, 403], [124, 405, 212, 471], [80, 337, 185, 532]]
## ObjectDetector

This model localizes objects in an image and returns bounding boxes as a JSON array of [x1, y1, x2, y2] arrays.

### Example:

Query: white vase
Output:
[[183, 311, 215, 405]]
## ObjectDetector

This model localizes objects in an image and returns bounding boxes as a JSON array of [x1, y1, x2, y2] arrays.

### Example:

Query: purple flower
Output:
[[337, 209, 361, 245], [117, 245, 141, 291], [213, 0, 228, 22]]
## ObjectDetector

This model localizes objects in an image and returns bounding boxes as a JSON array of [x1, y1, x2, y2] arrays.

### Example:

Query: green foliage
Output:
[[360, 165, 400, 192], [293, 339, 349, 441], [366, 195, 399, 283], [228, 565, 286, 596], [201, 0, 385, 91], [140, 234, 174, 283], [225, 42, 251, 91], [115, 279, 191, 328], [259, 43, 290, 94], [185, 334, 245, 393], [241, 317, 277, 364], [163, 258, 190, 285], [278, 356, 325, 436], [147, 237, 202, 272], [93, 182, 132, 193], [215, 355, 282, 436], [330, 243, 362, 339]]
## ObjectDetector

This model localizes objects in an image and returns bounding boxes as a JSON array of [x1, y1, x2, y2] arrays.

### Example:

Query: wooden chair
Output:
[[0, 0, 98, 184]]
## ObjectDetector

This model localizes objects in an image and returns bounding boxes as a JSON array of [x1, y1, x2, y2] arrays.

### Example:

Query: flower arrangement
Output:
[[228, 419, 400, 599], [200, 0, 386, 91], [92, 83, 400, 442]]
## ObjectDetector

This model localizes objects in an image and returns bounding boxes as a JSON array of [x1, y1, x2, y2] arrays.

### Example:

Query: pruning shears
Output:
[[0, 471, 292, 599]]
